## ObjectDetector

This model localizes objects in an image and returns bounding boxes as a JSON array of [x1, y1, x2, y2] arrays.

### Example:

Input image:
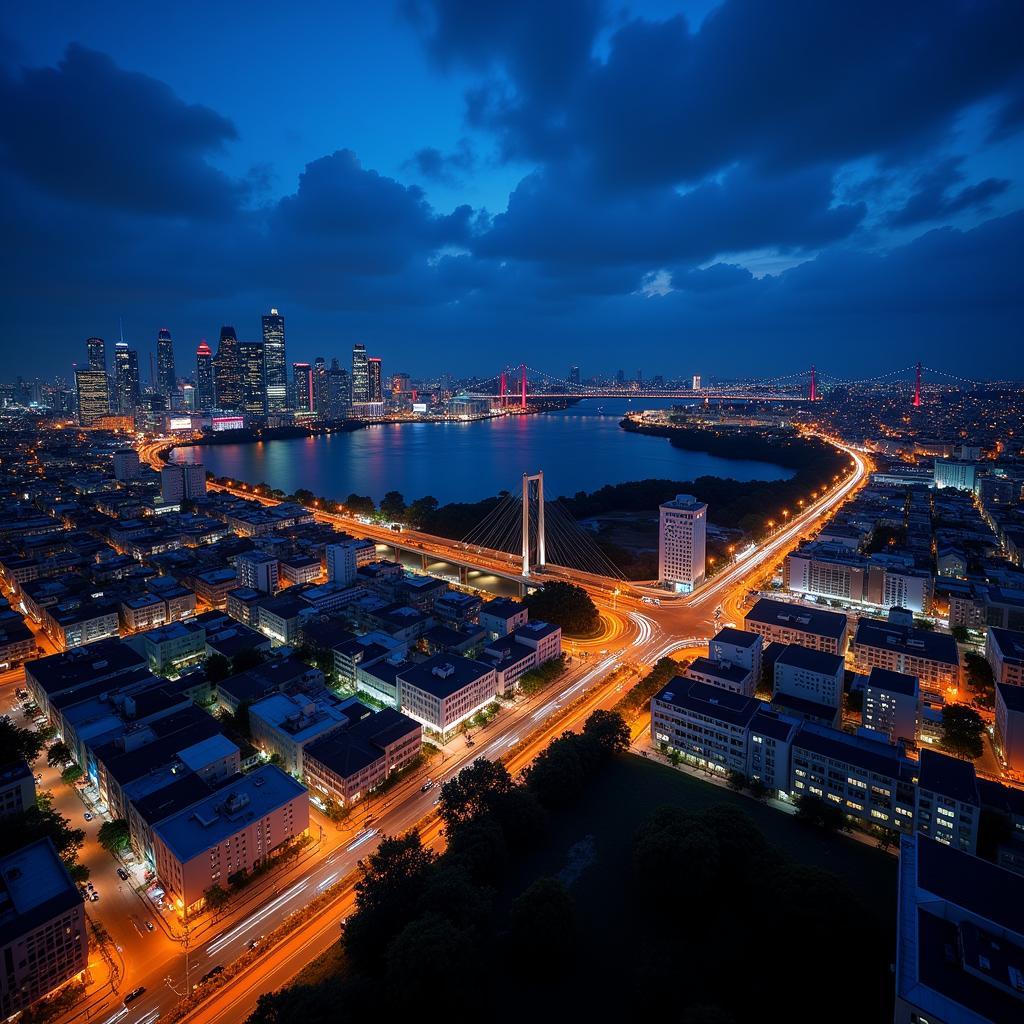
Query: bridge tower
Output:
[[499, 371, 507, 408], [521, 471, 545, 576], [520, 364, 528, 408], [809, 364, 817, 402], [913, 362, 922, 409]]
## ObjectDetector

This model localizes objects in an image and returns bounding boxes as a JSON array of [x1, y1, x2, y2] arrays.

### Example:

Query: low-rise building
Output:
[[513, 620, 562, 664], [191, 568, 238, 609], [851, 617, 960, 695], [915, 748, 980, 854], [257, 595, 313, 646], [744, 597, 848, 655], [236, 551, 280, 595], [479, 598, 528, 638], [708, 626, 763, 684], [127, 620, 207, 676], [0, 761, 34, 821], [746, 708, 799, 794], [986, 625, 1024, 688], [773, 643, 845, 711], [119, 592, 168, 633], [397, 654, 497, 740], [249, 692, 364, 775], [685, 656, 755, 696], [995, 681, 1024, 772], [862, 666, 919, 745]]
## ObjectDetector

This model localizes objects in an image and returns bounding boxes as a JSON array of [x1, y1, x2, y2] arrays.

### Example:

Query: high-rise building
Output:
[[658, 494, 707, 593], [292, 362, 314, 414], [351, 344, 369, 403], [195, 340, 214, 410], [368, 357, 383, 402], [74, 369, 110, 425], [261, 308, 288, 413], [160, 463, 207, 503], [391, 373, 411, 396], [156, 327, 176, 398], [86, 337, 106, 372], [569, 366, 581, 387], [213, 325, 242, 410], [615, 369, 625, 385], [692, 375, 702, 390], [327, 360, 350, 419], [239, 340, 266, 417], [114, 341, 140, 414], [313, 356, 328, 419]]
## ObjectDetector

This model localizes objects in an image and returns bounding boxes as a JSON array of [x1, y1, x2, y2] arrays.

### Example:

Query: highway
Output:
[[103, 433, 870, 1024]]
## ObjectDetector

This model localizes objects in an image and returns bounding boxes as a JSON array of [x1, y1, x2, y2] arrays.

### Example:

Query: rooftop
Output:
[[775, 643, 845, 677], [0, 839, 81, 947], [854, 617, 959, 666], [687, 656, 751, 686], [918, 748, 980, 805], [399, 653, 496, 699], [793, 721, 906, 778], [745, 597, 848, 639], [997, 681, 1024, 713], [866, 666, 919, 697], [654, 675, 760, 728], [989, 626, 1024, 664], [305, 707, 420, 779], [480, 597, 525, 619], [711, 626, 760, 649]]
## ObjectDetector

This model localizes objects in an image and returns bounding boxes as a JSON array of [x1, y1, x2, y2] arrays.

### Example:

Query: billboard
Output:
[[211, 416, 245, 432], [412, 403, 428, 414], [168, 416, 193, 431]]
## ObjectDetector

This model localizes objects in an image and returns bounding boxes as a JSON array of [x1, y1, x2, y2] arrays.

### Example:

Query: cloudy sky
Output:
[[2, 0, 1022, 382]]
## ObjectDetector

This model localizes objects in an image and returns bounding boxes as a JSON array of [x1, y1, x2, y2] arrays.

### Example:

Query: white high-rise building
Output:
[[658, 494, 707, 593], [692, 375, 702, 390], [160, 463, 207, 503], [326, 542, 359, 585]]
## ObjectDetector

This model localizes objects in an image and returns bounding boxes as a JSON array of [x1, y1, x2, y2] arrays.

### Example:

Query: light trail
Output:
[[205, 881, 310, 956], [345, 828, 379, 853]]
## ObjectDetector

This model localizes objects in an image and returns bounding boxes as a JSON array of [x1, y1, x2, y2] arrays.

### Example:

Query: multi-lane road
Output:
[[82, 432, 871, 1024]]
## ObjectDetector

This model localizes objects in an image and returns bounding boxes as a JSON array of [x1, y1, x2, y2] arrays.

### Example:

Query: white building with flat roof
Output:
[[658, 494, 707, 593]]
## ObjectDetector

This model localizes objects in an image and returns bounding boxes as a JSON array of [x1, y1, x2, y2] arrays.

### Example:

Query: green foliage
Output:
[[204, 652, 231, 683], [379, 491, 406, 521], [507, 877, 576, 974], [951, 625, 971, 643], [46, 741, 72, 768], [613, 656, 682, 716], [794, 793, 846, 833], [726, 769, 747, 791], [582, 709, 631, 755], [518, 654, 566, 694], [941, 703, 985, 760], [19, 980, 86, 1024], [97, 818, 131, 855], [0, 715, 44, 764], [964, 652, 995, 705], [61, 764, 84, 785], [404, 495, 439, 528], [523, 581, 600, 636], [385, 912, 477, 1011], [0, 801, 85, 864], [344, 493, 376, 515], [438, 759, 515, 830]]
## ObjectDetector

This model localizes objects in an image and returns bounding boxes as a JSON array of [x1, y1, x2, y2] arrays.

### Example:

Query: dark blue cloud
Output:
[[402, 139, 476, 185], [886, 157, 1011, 227]]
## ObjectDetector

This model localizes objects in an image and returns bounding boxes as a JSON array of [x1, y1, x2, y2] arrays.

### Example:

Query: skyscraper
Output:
[[658, 494, 707, 594], [86, 337, 106, 372], [75, 369, 110, 425], [213, 326, 242, 410], [196, 341, 214, 410], [313, 356, 328, 419], [368, 357, 383, 402], [292, 362, 314, 414], [569, 366, 581, 387], [327, 360, 350, 419], [351, 343, 369, 404], [239, 340, 267, 417], [114, 341, 140, 414], [261, 308, 287, 413], [156, 328, 176, 398]]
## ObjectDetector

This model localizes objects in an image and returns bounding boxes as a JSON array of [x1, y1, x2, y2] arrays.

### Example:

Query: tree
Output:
[[951, 625, 970, 643], [379, 491, 406, 521], [437, 759, 514, 830], [726, 769, 747, 791], [204, 884, 231, 912], [97, 818, 131, 856], [747, 778, 768, 801], [525, 734, 587, 808], [0, 715, 44, 765], [523, 581, 600, 636], [0, 803, 85, 863], [794, 794, 845, 833], [405, 495, 439, 528], [582, 709, 630, 756], [507, 877, 576, 974], [344, 493, 376, 516], [46, 741, 72, 768], [964, 652, 995, 705], [941, 703, 985, 760], [232, 648, 264, 674], [385, 912, 477, 1012], [61, 764, 84, 785], [204, 653, 231, 683]]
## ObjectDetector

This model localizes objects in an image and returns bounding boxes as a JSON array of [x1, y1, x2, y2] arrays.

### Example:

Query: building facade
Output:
[[658, 493, 707, 593]]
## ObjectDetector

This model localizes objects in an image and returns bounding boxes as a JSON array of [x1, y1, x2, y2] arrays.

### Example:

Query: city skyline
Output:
[[2, 1, 1023, 378]]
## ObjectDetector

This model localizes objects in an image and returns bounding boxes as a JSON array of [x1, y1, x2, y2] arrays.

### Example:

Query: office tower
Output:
[[368, 357, 383, 402], [313, 356, 328, 419], [328, 361, 350, 419], [213, 325, 242, 410], [658, 493, 707, 593], [195, 341, 214, 410], [239, 339, 267, 417], [569, 366, 581, 387], [160, 463, 207, 503], [74, 369, 110, 425], [86, 337, 106, 372], [616, 369, 625, 384], [391, 372, 411, 396], [262, 308, 288, 412], [237, 551, 279, 595], [114, 341, 140, 413], [182, 383, 195, 410], [692, 375, 702, 390], [292, 362, 314, 413], [351, 343, 369, 403], [156, 327, 176, 398]]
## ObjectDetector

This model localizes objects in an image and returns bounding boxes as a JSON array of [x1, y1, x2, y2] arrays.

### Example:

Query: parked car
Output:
[[117, 867, 129, 881], [83, 812, 93, 822]]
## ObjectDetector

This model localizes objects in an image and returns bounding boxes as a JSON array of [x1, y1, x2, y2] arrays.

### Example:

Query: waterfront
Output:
[[171, 400, 793, 503]]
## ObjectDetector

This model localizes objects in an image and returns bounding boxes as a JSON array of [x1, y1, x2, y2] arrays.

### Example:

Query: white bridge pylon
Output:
[[521, 471, 545, 577]]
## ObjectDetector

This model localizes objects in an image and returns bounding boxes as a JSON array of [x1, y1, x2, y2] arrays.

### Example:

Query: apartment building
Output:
[[851, 617, 960, 695], [479, 598, 529, 638], [686, 656, 755, 697], [708, 626, 763, 684], [862, 666, 919, 745], [915, 749, 981, 855], [397, 654, 497, 741], [744, 597, 848, 655], [995, 681, 1024, 772], [986, 625, 1024, 687]]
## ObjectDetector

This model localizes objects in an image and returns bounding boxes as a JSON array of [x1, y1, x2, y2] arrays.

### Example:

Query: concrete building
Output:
[[0, 840, 89, 1017], [895, 835, 1024, 1024], [851, 617, 960, 695], [915, 749, 980, 855], [191, 568, 239, 610], [397, 654, 497, 740], [512, 620, 562, 664], [744, 597, 848, 655], [151, 764, 308, 916], [74, 368, 110, 426], [236, 550, 280, 595], [746, 709, 800, 794], [685, 656, 755, 697], [325, 540, 372, 585], [986, 626, 1024, 688], [112, 449, 140, 481], [0, 761, 34, 821], [128, 620, 207, 676], [257, 595, 313, 646], [658, 493, 707, 593], [708, 626, 763, 683], [773, 644, 845, 710], [995, 681, 1024, 773], [479, 598, 528, 638], [160, 463, 207, 504], [933, 458, 978, 492], [248, 692, 360, 775], [862, 667, 919, 745]]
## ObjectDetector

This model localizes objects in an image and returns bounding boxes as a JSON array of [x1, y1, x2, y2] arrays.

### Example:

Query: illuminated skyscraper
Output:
[[327, 360, 350, 419], [75, 369, 110, 425], [261, 308, 287, 412], [86, 337, 106, 372], [313, 356, 328, 419], [213, 325, 242, 410], [156, 328, 176, 398], [239, 340, 266, 417], [368, 357, 383, 402], [569, 366, 581, 387], [351, 343, 369, 403], [292, 362, 314, 414], [658, 494, 707, 593], [196, 341, 214, 410], [114, 341, 140, 413]]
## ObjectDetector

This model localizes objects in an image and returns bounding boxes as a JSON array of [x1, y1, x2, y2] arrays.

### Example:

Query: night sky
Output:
[[2, 1, 1023, 380]]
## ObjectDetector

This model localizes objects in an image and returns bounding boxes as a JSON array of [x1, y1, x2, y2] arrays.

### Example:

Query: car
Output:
[[83, 812, 93, 822], [86, 882, 94, 890], [123, 988, 145, 1006], [145, 920, 154, 932], [116, 867, 129, 881], [420, 780, 434, 792], [91, 892, 99, 902]]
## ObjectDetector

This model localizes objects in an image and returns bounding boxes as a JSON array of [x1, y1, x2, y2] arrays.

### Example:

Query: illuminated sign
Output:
[[412, 403, 428, 414], [212, 416, 245, 432], [168, 417, 193, 431]]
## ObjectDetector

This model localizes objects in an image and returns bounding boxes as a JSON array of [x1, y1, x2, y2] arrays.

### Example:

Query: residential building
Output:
[[862, 667, 919, 745], [658, 493, 707, 593], [160, 463, 207, 504], [773, 644, 845, 710], [934, 458, 978, 492], [151, 764, 308, 916], [128, 620, 207, 676], [257, 595, 312, 645], [191, 568, 238, 609], [236, 550, 279, 595], [851, 617, 960, 695], [995, 681, 1024, 773], [0, 840, 89, 1017], [397, 654, 497, 740], [112, 449, 140, 481], [915, 749, 980, 854], [479, 598, 528, 638], [248, 692, 360, 775], [686, 656, 755, 697], [987, 626, 1024, 687], [744, 597, 848, 655], [513, 620, 562, 664], [0, 762, 34, 821], [708, 626, 763, 683], [746, 709, 799, 794]]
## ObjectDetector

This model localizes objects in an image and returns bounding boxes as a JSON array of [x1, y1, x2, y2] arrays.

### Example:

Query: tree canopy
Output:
[[0, 715, 44, 765], [941, 703, 986, 760], [523, 581, 600, 636]]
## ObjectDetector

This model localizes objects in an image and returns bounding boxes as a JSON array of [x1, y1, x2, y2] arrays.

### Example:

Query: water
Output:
[[170, 399, 793, 504]]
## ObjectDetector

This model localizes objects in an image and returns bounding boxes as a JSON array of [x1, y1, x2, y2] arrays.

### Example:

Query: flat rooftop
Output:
[[745, 597, 848, 639]]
